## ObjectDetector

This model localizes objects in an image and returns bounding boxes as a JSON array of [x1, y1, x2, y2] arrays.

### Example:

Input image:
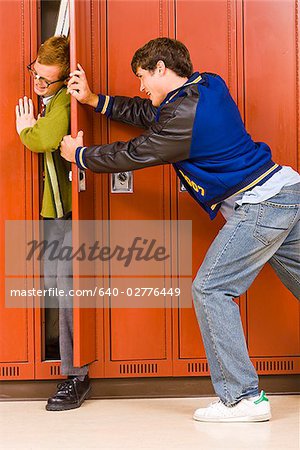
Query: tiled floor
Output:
[[0, 395, 299, 449]]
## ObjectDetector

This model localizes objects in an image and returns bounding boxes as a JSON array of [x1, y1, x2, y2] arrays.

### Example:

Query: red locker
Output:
[[37, 0, 300, 379], [1, 0, 299, 384], [243, 0, 300, 372], [69, 0, 97, 371], [98, 0, 173, 377], [172, 0, 244, 376], [0, 0, 38, 380]]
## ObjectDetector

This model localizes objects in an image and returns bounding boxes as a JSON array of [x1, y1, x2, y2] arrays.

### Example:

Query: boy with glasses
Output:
[[15, 35, 90, 411]]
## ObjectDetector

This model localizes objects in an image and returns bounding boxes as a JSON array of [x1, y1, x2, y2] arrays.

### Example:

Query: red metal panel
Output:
[[244, 0, 300, 363], [102, 0, 173, 376], [69, 0, 97, 368], [85, 0, 106, 380], [173, 0, 241, 375], [47, 0, 299, 381], [0, 0, 37, 379], [175, 0, 238, 95], [244, 0, 298, 168]]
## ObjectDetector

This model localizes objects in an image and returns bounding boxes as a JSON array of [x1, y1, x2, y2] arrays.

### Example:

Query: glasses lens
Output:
[[28, 67, 48, 88], [36, 78, 48, 88]]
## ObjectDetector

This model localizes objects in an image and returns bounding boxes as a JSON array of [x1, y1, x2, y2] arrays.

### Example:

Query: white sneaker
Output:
[[193, 390, 271, 423]]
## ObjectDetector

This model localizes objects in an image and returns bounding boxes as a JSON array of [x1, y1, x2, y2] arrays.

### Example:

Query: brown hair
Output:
[[37, 35, 70, 79], [131, 37, 193, 78]]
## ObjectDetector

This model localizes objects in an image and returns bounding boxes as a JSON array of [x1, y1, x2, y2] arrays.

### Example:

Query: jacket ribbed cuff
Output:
[[75, 146, 88, 170], [95, 94, 114, 117]]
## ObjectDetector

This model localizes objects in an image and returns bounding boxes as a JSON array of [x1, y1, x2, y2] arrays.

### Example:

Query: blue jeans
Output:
[[192, 183, 300, 406]]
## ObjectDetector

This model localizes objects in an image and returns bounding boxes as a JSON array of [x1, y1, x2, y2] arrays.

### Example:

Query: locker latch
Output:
[[78, 169, 86, 192], [111, 172, 133, 193]]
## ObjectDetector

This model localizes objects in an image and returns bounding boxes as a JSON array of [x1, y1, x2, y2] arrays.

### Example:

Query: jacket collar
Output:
[[161, 72, 203, 107]]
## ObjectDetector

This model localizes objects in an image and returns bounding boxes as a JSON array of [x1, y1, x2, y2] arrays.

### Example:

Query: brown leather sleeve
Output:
[[110, 96, 157, 129], [83, 92, 198, 173]]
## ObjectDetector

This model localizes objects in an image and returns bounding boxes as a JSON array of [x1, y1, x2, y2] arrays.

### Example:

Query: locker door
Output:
[[69, 0, 97, 369], [0, 0, 38, 380], [243, 0, 300, 373], [101, 0, 173, 377], [172, 0, 242, 376]]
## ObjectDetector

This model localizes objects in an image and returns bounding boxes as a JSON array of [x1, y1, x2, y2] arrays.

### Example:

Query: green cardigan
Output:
[[20, 87, 71, 218]]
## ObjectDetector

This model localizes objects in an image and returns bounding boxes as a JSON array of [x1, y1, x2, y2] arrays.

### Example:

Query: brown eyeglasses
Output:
[[27, 60, 67, 89]]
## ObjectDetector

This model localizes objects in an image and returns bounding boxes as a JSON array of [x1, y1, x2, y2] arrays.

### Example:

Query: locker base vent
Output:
[[50, 365, 61, 376], [254, 359, 294, 373], [1, 365, 20, 377], [188, 362, 209, 374], [119, 363, 158, 375]]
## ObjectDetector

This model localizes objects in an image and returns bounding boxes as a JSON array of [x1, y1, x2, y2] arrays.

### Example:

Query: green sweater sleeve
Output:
[[20, 90, 70, 153]]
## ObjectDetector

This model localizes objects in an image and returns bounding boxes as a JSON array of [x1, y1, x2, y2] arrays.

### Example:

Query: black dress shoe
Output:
[[46, 375, 91, 411]]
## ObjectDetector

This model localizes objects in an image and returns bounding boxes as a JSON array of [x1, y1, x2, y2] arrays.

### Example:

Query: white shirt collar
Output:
[[42, 95, 55, 106]]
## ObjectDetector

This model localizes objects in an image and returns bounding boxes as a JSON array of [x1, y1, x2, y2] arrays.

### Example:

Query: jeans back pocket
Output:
[[253, 201, 299, 246]]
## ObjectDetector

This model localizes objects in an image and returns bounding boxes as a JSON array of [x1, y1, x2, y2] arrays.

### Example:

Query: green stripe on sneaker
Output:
[[254, 391, 269, 404]]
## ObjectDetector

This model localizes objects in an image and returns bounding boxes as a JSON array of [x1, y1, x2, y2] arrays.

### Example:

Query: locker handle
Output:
[[111, 172, 133, 193]]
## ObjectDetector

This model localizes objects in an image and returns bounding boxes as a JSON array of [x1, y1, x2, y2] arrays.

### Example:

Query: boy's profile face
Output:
[[32, 60, 66, 97], [136, 66, 167, 107]]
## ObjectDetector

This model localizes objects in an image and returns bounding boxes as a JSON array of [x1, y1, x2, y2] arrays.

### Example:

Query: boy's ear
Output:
[[156, 60, 166, 74]]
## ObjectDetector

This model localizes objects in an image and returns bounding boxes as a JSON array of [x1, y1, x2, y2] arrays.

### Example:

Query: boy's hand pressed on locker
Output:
[[67, 63, 98, 107], [15, 96, 37, 135]]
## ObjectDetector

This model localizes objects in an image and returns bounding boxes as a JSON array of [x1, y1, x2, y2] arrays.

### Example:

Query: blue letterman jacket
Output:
[[75, 72, 281, 219]]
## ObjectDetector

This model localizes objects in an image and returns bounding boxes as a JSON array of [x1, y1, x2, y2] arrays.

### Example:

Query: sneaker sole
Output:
[[45, 386, 91, 412], [193, 412, 271, 423]]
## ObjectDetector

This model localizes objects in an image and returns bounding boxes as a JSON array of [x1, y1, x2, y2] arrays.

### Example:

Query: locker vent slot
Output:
[[119, 363, 158, 375], [50, 365, 61, 376], [255, 359, 294, 372], [187, 362, 209, 374], [1, 365, 20, 377]]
